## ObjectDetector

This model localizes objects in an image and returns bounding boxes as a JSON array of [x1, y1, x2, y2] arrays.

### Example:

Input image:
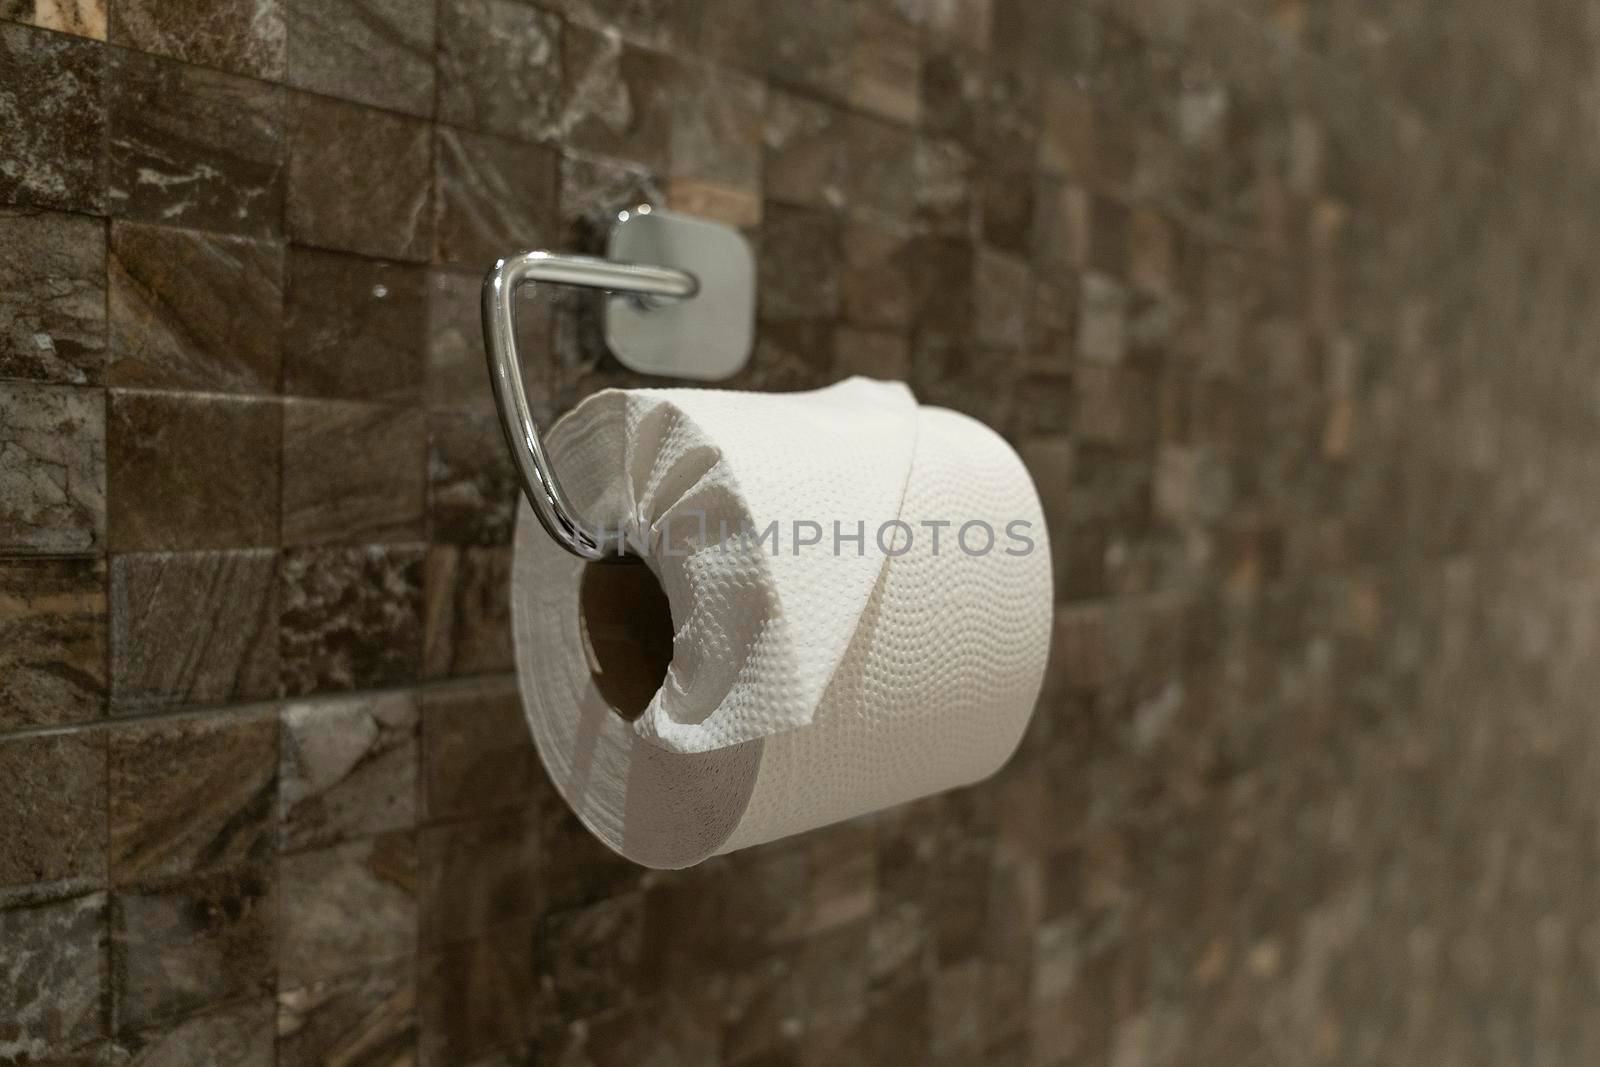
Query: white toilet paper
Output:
[[512, 377, 1053, 868]]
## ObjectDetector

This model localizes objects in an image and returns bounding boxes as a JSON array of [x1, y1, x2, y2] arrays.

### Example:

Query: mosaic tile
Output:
[[0, 22, 105, 213], [0, 208, 106, 385], [107, 49, 285, 238], [110, 0, 286, 80], [0, 382, 104, 554], [0, 557, 106, 730], [106, 392, 279, 552], [106, 223, 283, 393], [108, 709, 277, 881]]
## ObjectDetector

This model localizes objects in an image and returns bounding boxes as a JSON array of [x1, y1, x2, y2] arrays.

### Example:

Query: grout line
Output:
[[0, 670, 520, 744]]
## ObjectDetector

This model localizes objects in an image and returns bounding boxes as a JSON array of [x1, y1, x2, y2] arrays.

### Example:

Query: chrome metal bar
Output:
[[482, 250, 698, 562]]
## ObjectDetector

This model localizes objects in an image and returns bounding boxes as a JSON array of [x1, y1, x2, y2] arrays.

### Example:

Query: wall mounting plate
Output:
[[605, 207, 755, 381]]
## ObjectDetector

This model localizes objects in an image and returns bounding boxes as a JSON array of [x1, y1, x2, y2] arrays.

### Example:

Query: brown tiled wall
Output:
[[4, 0, 1600, 1062]]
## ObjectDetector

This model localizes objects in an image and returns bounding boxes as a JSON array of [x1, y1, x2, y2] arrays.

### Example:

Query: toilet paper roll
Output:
[[512, 377, 1053, 868]]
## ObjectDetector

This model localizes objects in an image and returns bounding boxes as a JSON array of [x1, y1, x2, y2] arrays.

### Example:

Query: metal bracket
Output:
[[482, 207, 755, 562]]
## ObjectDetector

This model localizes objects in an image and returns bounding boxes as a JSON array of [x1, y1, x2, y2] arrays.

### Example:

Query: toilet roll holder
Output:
[[482, 206, 755, 563]]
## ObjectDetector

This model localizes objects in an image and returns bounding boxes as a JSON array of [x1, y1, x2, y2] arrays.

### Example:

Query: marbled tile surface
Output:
[[432, 126, 558, 270], [107, 223, 284, 392], [107, 47, 284, 238], [110, 550, 279, 711], [111, 997, 275, 1067], [0, 208, 106, 384], [419, 677, 537, 820], [0, 0, 104, 39], [282, 248, 427, 401], [112, 865, 276, 1031], [108, 709, 278, 880], [0, 732, 105, 887], [0, 885, 105, 1061], [278, 832, 416, 989], [0, 22, 105, 213], [106, 391, 279, 551], [438, 0, 562, 144], [279, 692, 418, 851], [284, 0, 434, 118], [286, 93, 432, 261], [110, 0, 285, 80], [0, 382, 104, 554], [281, 399, 426, 546], [422, 545, 512, 678], [275, 963, 416, 1067], [4, 0, 1600, 1060], [278, 545, 424, 695], [0, 556, 105, 729]]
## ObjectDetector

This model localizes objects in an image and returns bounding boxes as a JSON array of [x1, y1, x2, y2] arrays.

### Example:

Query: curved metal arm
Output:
[[482, 250, 698, 561]]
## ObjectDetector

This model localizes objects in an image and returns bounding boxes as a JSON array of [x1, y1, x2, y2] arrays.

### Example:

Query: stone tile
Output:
[[427, 408, 516, 546], [1076, 272, 1129, 365], [920, 47, 983, 145], [0, 557, 106, 730], [426, 266, 551, 412], [1038, 74, 1094, 178], [758, 203, 840, 322], [106, 223, 284, 393], [109, 551, 278, 712], [438, 0, 562, 144], [106, 392, 279, 552], [418, 813, 539, 946], [537, 893, 644, 1018], [0, 731, 105, 889], [278, 833, 416, 989], [560, 24, 676, 172], [912, 136, 974, 235], [849, 5, 920, 125], [840, 220, 912, 330], [978, 165, 1035, 255], [556, 150, 663, 249], [284, 0, 434, 117], [286, 92, 432, 261], [0, 885, 106, 1060], [107, 48, 285, 239], [834, 327, 910, 382], [974, 246, 1031, 351], [279, 692, 419, 851], [0, 208, 106, 385], [555, 0, 683, 49], [278, 544, 425, 696], [432, 126, 559, 271], [762, 88, 846, 211], [276, 962, 417, 1067], [0, 382, 104, 554], [670, 63, 764, 229], [0, 0, 105, 38], [422, 545, 513, 679], [109, 997, 275, 1067], [107, 710, 277, 883], [762, 0, 854, 100], [734, 319, 835, 392], [109, 0, 286, 80], [1032, 177, 1090, 271], [281, 399, 427, 546], [0, 22, 106, 213], [841, 112, 916, 222], [282, 247, 428, 402], [419, 676, 537, 820], [528, 772, 640, 917], [111, 866, 275, 1032], [417, 932, 543, 1066]]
